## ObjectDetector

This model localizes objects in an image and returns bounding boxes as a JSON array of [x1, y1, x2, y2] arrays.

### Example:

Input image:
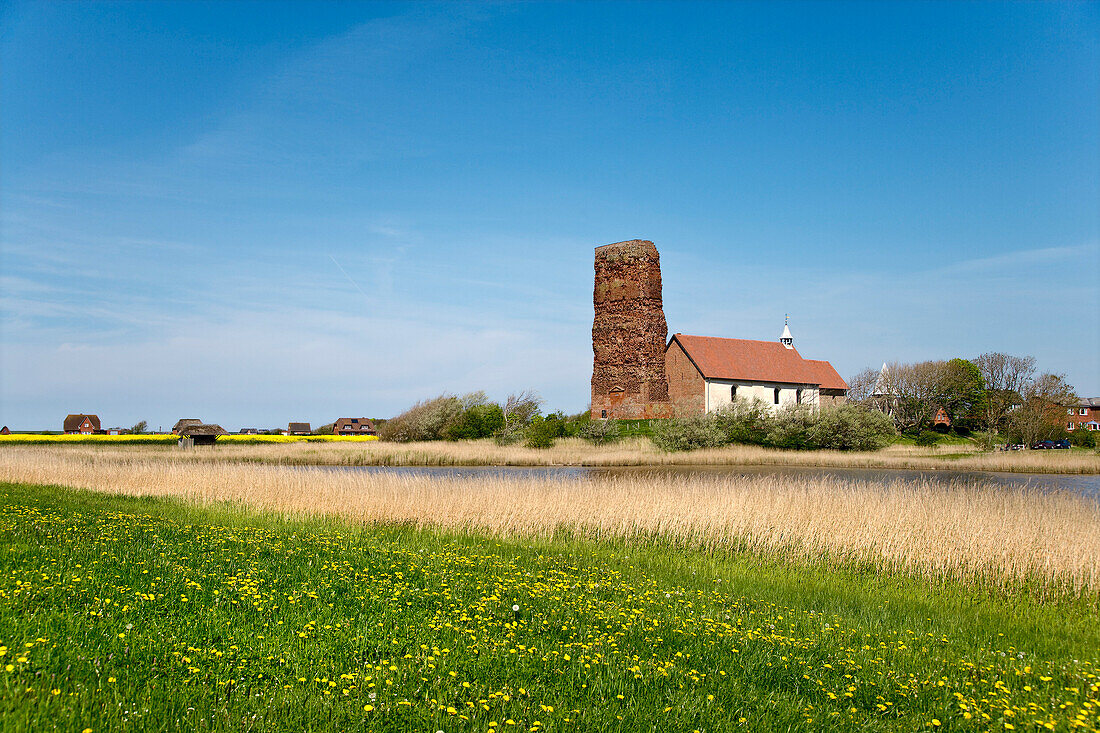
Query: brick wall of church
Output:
[[665, 339, 705, 416]]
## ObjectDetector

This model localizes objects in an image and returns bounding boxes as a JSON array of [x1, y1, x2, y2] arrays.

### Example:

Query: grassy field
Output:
[[0, 446, 1097, 597], [3, 437, 1097, 474], [1, 481, 1097, 732]]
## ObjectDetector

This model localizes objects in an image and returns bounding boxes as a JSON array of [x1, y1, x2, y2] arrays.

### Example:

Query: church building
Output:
[[665, 320, 848, 415]]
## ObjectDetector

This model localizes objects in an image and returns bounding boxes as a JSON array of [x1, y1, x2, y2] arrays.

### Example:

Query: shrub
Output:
[[524, 416, 558, 449], [379, 396, 463, 442], [713, 399, 769, 445], [442, 403, 505, 441], [764, 405, 818, 450], [580, 419, 621, 445], [807, 404, 896, 451], [651, 414, 727, 452], [971, 431, 999, 452], [1069, 429, 1097, 449], [914, 431, 941, 447]]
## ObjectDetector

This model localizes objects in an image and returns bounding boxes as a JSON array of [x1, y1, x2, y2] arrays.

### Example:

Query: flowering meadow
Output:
[[0, 481, 1097, 732]]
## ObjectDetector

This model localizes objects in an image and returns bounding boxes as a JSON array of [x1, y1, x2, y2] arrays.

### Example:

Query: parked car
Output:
[[1053, 439, 1071, 449], [1031, 440, 1056, 450]]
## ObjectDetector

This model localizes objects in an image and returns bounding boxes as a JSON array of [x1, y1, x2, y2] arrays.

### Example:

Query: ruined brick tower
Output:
[[590, 240, 672, 420]]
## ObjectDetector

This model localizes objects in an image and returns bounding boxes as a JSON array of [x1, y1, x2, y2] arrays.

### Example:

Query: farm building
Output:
[[333, 418, 377, 436], [172, 419, 203, 435], [177, 423, 228, 446], [665, 325, 847, 415], [287, 422, 311, 435], [64, 414, 101, 434]]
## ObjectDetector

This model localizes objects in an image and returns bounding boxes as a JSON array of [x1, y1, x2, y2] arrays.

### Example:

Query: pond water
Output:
[[317, 464, 1100, 498]]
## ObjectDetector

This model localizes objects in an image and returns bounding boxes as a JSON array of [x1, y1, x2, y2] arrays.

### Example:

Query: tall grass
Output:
[[10, 437, 1098, 473], [1, 446, 1096, 597]]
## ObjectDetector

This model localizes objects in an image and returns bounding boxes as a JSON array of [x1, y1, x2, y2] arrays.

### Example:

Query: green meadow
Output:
[[0, 481, 1097, 732]]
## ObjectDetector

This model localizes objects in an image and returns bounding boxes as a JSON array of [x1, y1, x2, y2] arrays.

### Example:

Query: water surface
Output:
[[317, 464, 1100, 498]]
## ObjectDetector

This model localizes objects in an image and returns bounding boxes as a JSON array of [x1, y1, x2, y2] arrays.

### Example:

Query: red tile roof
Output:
[[63, 414, 101, 432], [669, 334, 848, 390]]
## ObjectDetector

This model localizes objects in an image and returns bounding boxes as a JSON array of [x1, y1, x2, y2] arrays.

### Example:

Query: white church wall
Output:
[[704, 379, 820, 413]]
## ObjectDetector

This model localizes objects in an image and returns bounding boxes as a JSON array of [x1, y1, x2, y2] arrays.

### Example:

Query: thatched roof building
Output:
[[172, 418, 203, 434]]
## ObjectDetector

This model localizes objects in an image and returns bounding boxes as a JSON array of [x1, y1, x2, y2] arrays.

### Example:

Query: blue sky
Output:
[[1, 1, 1097, 430]]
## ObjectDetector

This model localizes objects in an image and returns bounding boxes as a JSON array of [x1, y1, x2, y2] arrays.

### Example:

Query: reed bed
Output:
[[13, 437, 1099, 474], [2, 446, 1097, 597]]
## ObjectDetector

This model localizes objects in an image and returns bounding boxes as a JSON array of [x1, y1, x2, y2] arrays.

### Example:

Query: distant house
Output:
[[105, 427, 126, 436], [333, 418, 377, 436], [932, 407, 951, 428], [0, 426, 9, 435], [178, 423, 228, 446], [172, 419, 203, 435], [238, 428, 260, 435], [664, 323, 847, 416], [287, 422, 311, 435], [64, 414, 101, 434], [1067, 398, 1100, 432]]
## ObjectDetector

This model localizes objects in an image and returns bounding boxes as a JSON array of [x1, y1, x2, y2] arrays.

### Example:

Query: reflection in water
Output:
[[317, 464, 1100, 498]]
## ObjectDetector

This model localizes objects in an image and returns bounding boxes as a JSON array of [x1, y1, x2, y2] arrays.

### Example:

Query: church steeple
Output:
[[779, 314, 794, 349]]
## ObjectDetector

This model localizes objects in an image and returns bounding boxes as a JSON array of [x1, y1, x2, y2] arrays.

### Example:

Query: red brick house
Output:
[[665, 329, 847, 415], [63, 414, 101, 434], [333, 418, 377, 436], [1067, 398, 1100, 432], [933, 407, 951, 428], [0, 426, 10, 435]]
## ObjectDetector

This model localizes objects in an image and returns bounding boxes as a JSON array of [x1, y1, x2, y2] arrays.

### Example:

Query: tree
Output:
[[501, 390, 542, 428], [934, 358, 986, 429], [881, 360, 942, 433], [129, 420, 148, 434], [1007, 373, 1077, 446], [973, 352, 1035, 433], [845, 367, 881, 406], [494, 390, 544, 445]]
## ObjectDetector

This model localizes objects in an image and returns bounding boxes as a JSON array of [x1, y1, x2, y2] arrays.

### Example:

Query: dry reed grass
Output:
[[16, 437, 1098, 474], [2, 446, 1097, 597]]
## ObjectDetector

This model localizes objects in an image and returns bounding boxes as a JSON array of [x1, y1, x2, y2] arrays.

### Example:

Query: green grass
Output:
[[0, 482, 1097, 732]]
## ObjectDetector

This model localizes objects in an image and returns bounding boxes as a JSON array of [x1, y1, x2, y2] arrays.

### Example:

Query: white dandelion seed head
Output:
[[512, 605, 520, 612]]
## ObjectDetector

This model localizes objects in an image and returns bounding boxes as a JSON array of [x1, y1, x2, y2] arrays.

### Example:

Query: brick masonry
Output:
[[590, 240, 672, 420], [664, 338, 706, 416]]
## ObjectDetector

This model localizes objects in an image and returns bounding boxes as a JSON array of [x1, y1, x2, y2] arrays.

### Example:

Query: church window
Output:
[[773, 388, 780, 405], [730, 385, 737, 400], [601, 410, 607, 419], [796, 388, 803, 403]]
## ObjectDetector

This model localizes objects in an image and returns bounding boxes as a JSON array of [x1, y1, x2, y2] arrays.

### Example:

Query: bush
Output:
[[379, 395, 463, 442], [1069, 429, 1097, 449], [442, 403, 504, 441], [524, 416, 558, 449], [580, 419, 620, 445], [713, 399, 769, 445], [807, 404, 896, 451], [763, 405, 818, 450], [971, 431, 999, 452], [651, 414, 727, 452], [914, 431, 941, 447]]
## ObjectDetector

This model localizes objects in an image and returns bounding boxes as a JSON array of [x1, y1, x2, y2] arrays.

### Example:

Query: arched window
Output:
[[730, 385, 737, 400], [773, 388, 780, 405], [796, 388, 803, 403]]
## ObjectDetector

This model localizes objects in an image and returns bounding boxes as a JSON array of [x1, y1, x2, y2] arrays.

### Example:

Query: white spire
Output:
[[872, 362, 889, 396], [780, 314, 793, 349]]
